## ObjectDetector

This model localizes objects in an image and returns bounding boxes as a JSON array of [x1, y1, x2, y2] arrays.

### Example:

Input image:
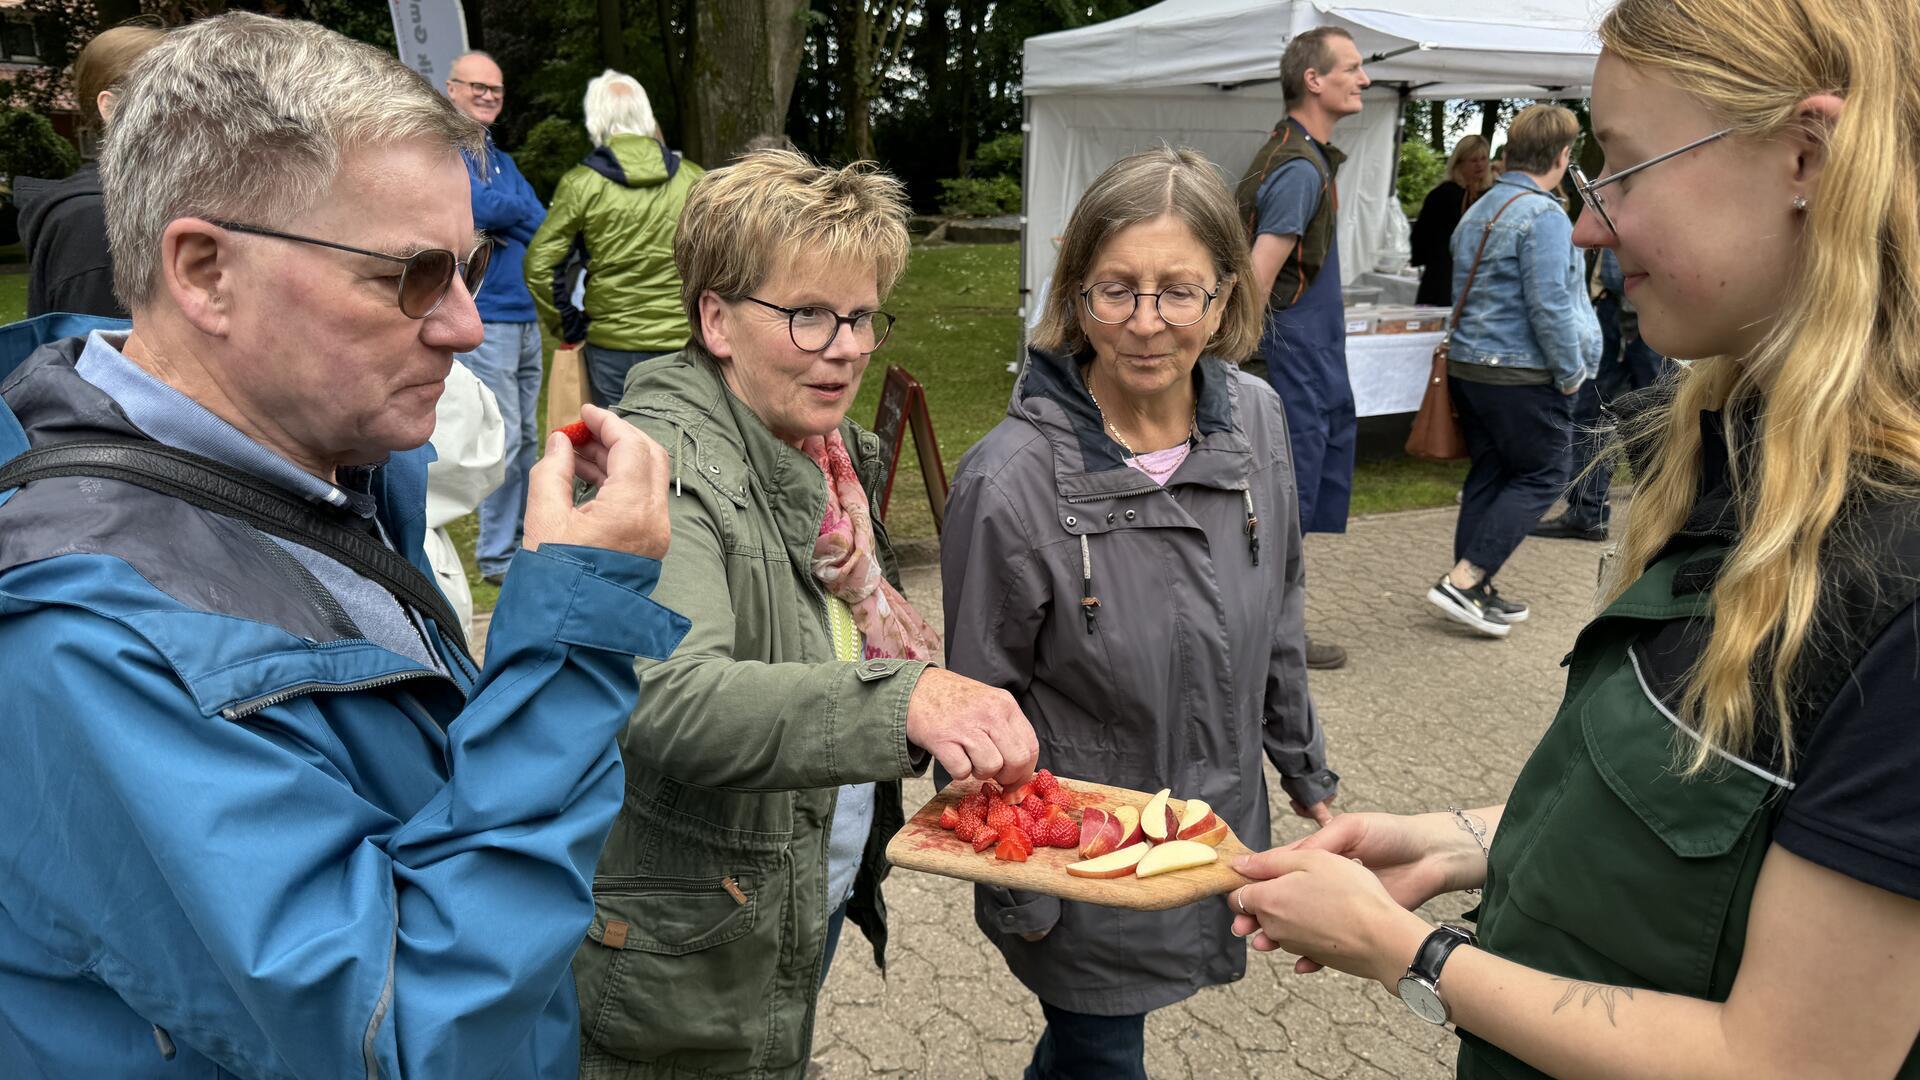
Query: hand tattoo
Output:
[[1549, 978, 1636, 1026]]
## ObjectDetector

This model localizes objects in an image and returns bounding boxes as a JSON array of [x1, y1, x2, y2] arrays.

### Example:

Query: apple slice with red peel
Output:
[[1175, 799, 1223, 841], [1065, 841, 1152, 878], [1135, 839, 1219, 878], [1078, 808, 1119, 859], [1141, 788, 1176, 843], [1111, 805, 1144, 849], [1184, 820, 1230, 848]]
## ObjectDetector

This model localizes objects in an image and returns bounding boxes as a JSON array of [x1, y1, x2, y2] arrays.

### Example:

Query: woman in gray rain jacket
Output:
[[940, 146, 1340, 1080]]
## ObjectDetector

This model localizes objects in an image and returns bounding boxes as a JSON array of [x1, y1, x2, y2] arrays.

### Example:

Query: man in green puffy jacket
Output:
[[525, 70, 705, 407]]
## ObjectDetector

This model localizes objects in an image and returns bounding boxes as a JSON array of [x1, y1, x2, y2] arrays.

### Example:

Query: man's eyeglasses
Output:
[[1570, 128, 1732, 235], [743, 296, 897, 353], [448, 77, 504, 99], [212, 221, 491, 319], [1080, 280, 1225, 327]]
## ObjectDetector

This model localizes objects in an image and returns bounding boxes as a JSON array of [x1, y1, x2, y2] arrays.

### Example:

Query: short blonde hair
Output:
[[675, 150, 910, 350], [1032, 145, 1261, 363], [102, 12, 483, 309], [1503, 104, 1580, 175], [1445, 134, 1491, 187]]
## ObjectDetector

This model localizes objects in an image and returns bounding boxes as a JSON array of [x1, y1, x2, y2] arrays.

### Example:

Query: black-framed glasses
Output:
[[742, 296, 897, 353], [1570, 128, 1732, 235], [212, 221, 491, 319], [1080, 280, 1225, 327], [448, 77, 504, 99]]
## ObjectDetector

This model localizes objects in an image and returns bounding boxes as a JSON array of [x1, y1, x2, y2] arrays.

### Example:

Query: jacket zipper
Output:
[[220, 671, 443, 720]]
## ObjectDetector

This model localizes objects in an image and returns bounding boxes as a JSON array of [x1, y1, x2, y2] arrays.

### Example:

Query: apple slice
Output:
[[1184, 820, 1230, 848], [1175, 799, 1223, 841], [1135, 839, 1220, 878], [1141, 788, 1174, 843], [1064, 841, 1152, 879], [1078, 808, 1118, 859], [1112, 805, 1144, 849]]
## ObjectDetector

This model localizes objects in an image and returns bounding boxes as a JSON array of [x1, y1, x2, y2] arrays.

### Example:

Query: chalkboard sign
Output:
[[872, 365, 949, 534]]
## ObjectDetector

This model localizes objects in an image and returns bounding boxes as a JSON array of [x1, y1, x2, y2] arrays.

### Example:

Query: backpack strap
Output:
[[0, 438, 472, 663]]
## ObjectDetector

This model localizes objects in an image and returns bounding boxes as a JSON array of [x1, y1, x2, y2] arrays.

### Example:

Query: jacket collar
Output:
[[1011, 346, 1254, 511]]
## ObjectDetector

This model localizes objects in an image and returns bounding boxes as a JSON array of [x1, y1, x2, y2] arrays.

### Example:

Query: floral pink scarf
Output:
[[800, 431, 942, 661]]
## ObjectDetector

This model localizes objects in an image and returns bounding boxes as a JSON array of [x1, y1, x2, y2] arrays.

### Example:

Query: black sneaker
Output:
[[1483, 582, 1530, 623], [1426, 576, 1511, 638], [1530, 515, 1608, 542]]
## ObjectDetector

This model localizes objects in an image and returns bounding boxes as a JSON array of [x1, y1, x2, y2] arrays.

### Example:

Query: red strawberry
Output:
[[1042, 786, 1077, 809], [1003, 825, 1034, 856], [1001, 780, 1033, 805], [1040, 815, 1079, 848], [938, 807, 961, 831], [1015, 800, 1042, 833], [995, 838, 1030, 862], [959, 791, 990, 817], [986, 804, 1021, 834], [557, 420, 592, 447], [972, 826, 1001, 853], [1031, 769, 1060, 795], [981, 781, 1003, 802], [954, 813, 982, 841]]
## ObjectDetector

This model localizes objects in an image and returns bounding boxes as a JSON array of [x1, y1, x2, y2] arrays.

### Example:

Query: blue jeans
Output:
[[1452, 377, 1574, 577], [1024, 1002, 1148, 1080], [1562, 297, 1669, 527], [584, 344, 669, 409], [820, 904, 847, 986], [455, 321, 542, 577]]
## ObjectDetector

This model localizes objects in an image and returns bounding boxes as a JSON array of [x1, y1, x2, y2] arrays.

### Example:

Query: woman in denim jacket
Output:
[[1425, 104, 1601, 638]]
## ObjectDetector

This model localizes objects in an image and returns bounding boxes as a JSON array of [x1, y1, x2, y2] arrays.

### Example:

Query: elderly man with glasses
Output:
[[0, 15, 688, 1077], [446, 49, 549, 587]]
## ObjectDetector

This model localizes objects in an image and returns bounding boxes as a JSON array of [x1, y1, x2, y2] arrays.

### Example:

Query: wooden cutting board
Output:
[[885, 776, 1255, 912]]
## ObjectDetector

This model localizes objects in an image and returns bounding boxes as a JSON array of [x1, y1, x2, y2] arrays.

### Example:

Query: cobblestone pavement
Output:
[[811, 503, 1613, 1079]]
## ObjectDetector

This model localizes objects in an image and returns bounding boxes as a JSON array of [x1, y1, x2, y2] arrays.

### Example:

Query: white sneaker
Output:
[[1427, 577, 1511, 638]]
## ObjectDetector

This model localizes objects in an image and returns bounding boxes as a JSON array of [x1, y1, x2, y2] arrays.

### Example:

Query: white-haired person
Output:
[[525, 69, 705, 408], [0, 14, 688, 1077]]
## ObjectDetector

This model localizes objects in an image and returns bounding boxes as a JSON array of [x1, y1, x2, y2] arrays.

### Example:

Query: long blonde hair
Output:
[[1445, 134, 1490, 190], [1598, 0, 1920, 774]]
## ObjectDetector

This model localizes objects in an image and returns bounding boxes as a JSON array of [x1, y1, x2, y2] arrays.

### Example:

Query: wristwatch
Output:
[[1398, 925, 1475, 1025]]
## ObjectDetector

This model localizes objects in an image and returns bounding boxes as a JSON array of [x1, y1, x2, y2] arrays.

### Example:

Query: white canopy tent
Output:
[[1019, 0, 1607, 320]]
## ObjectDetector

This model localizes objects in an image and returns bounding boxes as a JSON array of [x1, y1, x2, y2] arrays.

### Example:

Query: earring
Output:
[[1791, 194, 1809, 211]]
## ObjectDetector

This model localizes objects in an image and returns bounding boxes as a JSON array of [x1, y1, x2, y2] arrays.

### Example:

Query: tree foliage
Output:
[[0, 105, 81, 179]]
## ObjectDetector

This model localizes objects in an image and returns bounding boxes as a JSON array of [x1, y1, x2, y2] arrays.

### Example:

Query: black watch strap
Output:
[[1409, 925, 1476, 983]]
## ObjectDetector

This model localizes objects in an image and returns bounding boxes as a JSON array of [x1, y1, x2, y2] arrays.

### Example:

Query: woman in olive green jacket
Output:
[[577, 150, 1039, 1080], [1232, 1, 1920, 1077], [523, 70, 704, 408]]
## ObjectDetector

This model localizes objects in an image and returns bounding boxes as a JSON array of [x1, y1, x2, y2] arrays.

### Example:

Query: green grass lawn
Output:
[[0, 270, 26, 325]]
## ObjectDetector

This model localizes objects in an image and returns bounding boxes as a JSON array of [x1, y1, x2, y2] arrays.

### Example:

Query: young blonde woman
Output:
[[1232, 0, 1920, 1076]]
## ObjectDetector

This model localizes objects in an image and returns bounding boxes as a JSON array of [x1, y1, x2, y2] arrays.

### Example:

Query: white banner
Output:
[[387, 0, 470, 86]]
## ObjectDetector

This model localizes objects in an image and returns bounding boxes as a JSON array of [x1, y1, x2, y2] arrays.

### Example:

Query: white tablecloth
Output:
[[1348, 330, 1442, 417]]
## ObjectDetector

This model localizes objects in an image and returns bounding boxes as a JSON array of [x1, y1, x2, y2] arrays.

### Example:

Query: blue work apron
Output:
[[1260, 211, 1355, 535]]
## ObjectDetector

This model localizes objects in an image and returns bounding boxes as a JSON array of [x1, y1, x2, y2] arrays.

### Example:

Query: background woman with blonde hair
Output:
[[1409, 133, 1492, 306], [1232, 0, 1920, 1075]]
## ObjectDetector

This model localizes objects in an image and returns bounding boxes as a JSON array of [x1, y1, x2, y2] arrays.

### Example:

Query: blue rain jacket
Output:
[[0, 314, 688, 1078]]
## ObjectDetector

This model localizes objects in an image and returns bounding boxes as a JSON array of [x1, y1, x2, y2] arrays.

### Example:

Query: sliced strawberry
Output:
[[1042, 786, 1077, 809], [1041, 816, 1080, 848], [994, 837, 1030, 862], [981, 781, 1003, 803], [1001, 781, 1033, 805], [1003, 825, 1034, 856], [557, 420, 593, 447], [959, 791, 990, 817], [972, 826, 1001, 853], [954, 816, 980, 842], [1032, 769, 1060, 795], [938, 807, 961, 831]]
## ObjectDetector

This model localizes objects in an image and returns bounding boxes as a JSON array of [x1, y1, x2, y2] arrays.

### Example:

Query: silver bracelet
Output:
[[1447, 806, 1489, 897]]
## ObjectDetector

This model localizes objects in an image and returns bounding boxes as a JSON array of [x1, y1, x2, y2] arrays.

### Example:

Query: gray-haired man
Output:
[[0, 14, 684, 1077]]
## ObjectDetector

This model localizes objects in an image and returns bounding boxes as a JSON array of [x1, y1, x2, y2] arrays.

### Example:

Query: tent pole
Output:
[[1015, 92, 1033, 382]]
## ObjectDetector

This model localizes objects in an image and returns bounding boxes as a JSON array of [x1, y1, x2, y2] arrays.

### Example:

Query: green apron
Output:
[[1459, 541, 1920, 1078]]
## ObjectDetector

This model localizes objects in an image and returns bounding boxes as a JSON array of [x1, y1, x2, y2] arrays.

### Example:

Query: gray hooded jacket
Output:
[[940, 346, 1337, 1016]]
